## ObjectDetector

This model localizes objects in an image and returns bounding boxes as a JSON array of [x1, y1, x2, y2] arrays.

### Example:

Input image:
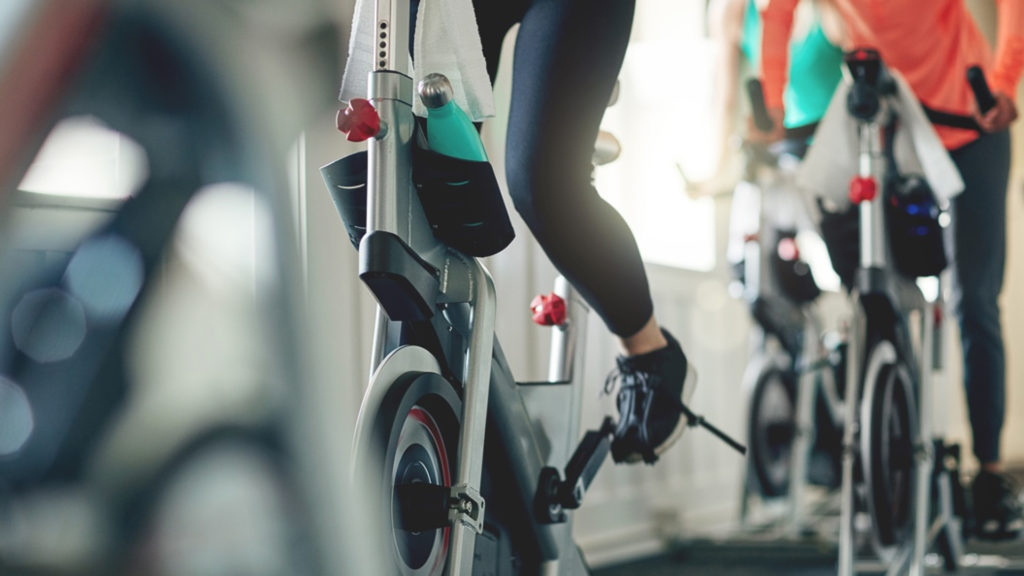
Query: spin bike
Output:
[[326, 0, 615, 571], [739, 81, 846, 534], [823, 50, 990, 576], [326, 1, 742, 573]]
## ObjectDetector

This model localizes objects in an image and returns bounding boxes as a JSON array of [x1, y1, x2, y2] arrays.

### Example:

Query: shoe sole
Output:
[[623, 363, 698, 464]]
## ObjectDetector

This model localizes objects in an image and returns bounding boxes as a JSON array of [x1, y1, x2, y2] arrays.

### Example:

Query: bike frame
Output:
[[835, 73, 960, 576], [361, 0, 494, 568], [352, 1, 593, 573], [736, 145, 843, 536]]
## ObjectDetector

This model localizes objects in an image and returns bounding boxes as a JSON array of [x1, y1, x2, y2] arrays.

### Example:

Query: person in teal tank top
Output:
[[703, 0, 846, 272], [699, 0, 844, 193], [738, 0, 843, 129]]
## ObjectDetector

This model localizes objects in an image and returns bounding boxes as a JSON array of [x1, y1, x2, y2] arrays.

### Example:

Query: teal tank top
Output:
[[739, 0, 843, 128]]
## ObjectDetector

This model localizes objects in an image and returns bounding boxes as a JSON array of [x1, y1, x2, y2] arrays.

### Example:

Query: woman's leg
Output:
[[948, 130, 1022, 538], [502, 0, 657, 341], [947, 130, 1010, 469], [499, 0, 695, 462]]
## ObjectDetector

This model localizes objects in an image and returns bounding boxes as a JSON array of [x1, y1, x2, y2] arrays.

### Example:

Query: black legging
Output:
[[946, 129, 1011, 464], [471, 0, 652, 337]]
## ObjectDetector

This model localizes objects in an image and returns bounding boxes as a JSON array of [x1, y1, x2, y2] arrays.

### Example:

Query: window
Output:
[[595, 0, 717, 272], [18, 116, 147, 200]]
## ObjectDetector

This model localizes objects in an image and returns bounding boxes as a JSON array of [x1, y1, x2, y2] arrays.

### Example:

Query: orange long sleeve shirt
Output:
[[761, 0, 1024, 149]]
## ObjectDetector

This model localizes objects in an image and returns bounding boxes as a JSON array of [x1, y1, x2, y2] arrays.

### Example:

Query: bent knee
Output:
[[505, 162, 587, 229]]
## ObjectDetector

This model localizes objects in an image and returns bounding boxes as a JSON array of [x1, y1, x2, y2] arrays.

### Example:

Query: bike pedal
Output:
[[678, 402, 747, 455]]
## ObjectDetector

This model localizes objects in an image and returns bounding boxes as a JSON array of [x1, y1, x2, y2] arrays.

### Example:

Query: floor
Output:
[[592, 538, 1024, 575], [595, 468, 1024, 575]]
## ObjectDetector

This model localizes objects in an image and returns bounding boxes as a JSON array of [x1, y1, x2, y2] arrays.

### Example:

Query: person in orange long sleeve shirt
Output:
[[758, 0, 1024, 540]]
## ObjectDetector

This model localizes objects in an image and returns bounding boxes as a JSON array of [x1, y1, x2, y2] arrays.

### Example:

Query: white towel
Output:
[[798, 71, 964, 212], [339, 0, 495, 122], [338, 0, 376, 107]]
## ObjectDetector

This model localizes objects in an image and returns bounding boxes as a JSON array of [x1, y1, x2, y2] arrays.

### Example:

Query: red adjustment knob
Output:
[[849, 176, 877, 204], [336, 99, 381, 142], [530, 293, 567, 326]]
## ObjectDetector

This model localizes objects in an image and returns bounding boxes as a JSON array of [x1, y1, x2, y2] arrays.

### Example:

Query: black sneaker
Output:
[[971, 470, 1024, 541], [606, 330, 697, 464]]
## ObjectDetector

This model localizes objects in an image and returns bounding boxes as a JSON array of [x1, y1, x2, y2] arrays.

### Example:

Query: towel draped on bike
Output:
[[340, 0, 495, 121], [798, 70, 964, 213]]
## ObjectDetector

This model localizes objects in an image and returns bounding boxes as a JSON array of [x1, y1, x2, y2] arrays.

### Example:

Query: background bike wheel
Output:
[[126, 435, 309, 576], [748, 365, 797, 498], [373, 372, 461, 576], [862, 341, 917, 555]]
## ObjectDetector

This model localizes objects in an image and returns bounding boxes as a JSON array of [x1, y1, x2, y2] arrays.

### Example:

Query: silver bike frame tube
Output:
[[560, 277, 588, 460], [788, 319, 818, 536], [365, 0, 413, 378], [374, 0, 410, 75], [838, 311, 862, 576], [366, 69, 414, 238], [909, 302, 936, 576], [841, 116, 887, 576], [839, 117, 882, 573], [540, 276, 590, 575], [858, 122, 887, 270], [367, 0, 437, 262], [449, 260, 497, 576], [547, 276, 588, 384], [370, 308, 389, 373], [742, 183, 764, 303], [840, 120, 884, 576]]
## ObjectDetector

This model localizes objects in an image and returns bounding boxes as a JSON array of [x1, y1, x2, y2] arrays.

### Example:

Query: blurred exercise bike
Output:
[[737, 80, 846, 535], [812, 49, 982, 576], [0, 2, 371, 574]]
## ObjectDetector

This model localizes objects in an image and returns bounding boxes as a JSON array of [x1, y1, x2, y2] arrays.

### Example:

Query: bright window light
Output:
[[595, 0, 716, 272], [18, 116, 148, 200]]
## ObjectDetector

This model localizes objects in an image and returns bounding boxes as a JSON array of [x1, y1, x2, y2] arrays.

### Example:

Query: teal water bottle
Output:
[[418, 73, 488, 162]]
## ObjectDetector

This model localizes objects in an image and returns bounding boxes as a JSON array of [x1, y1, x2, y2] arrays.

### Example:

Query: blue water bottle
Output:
[[418, 73, 488, 162]]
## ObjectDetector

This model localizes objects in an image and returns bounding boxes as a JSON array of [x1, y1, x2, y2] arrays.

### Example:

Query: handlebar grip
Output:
[[746, 79, 775, 133], [967, 65, 997, 115]]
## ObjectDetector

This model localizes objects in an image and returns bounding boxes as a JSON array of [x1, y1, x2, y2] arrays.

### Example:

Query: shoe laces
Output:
[[602, 365, 653, 397], [603, 365, 747, 455]]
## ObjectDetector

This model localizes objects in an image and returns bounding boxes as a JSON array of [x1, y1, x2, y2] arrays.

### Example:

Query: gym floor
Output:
[[594, 471, 1024, 575], [592, 538, 1024, 575]]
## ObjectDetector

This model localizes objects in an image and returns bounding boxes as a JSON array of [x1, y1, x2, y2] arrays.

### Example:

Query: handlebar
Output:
[[967, 65, 996, 115], [745, 79, 819, 142], [746, 78, 775, 133]]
